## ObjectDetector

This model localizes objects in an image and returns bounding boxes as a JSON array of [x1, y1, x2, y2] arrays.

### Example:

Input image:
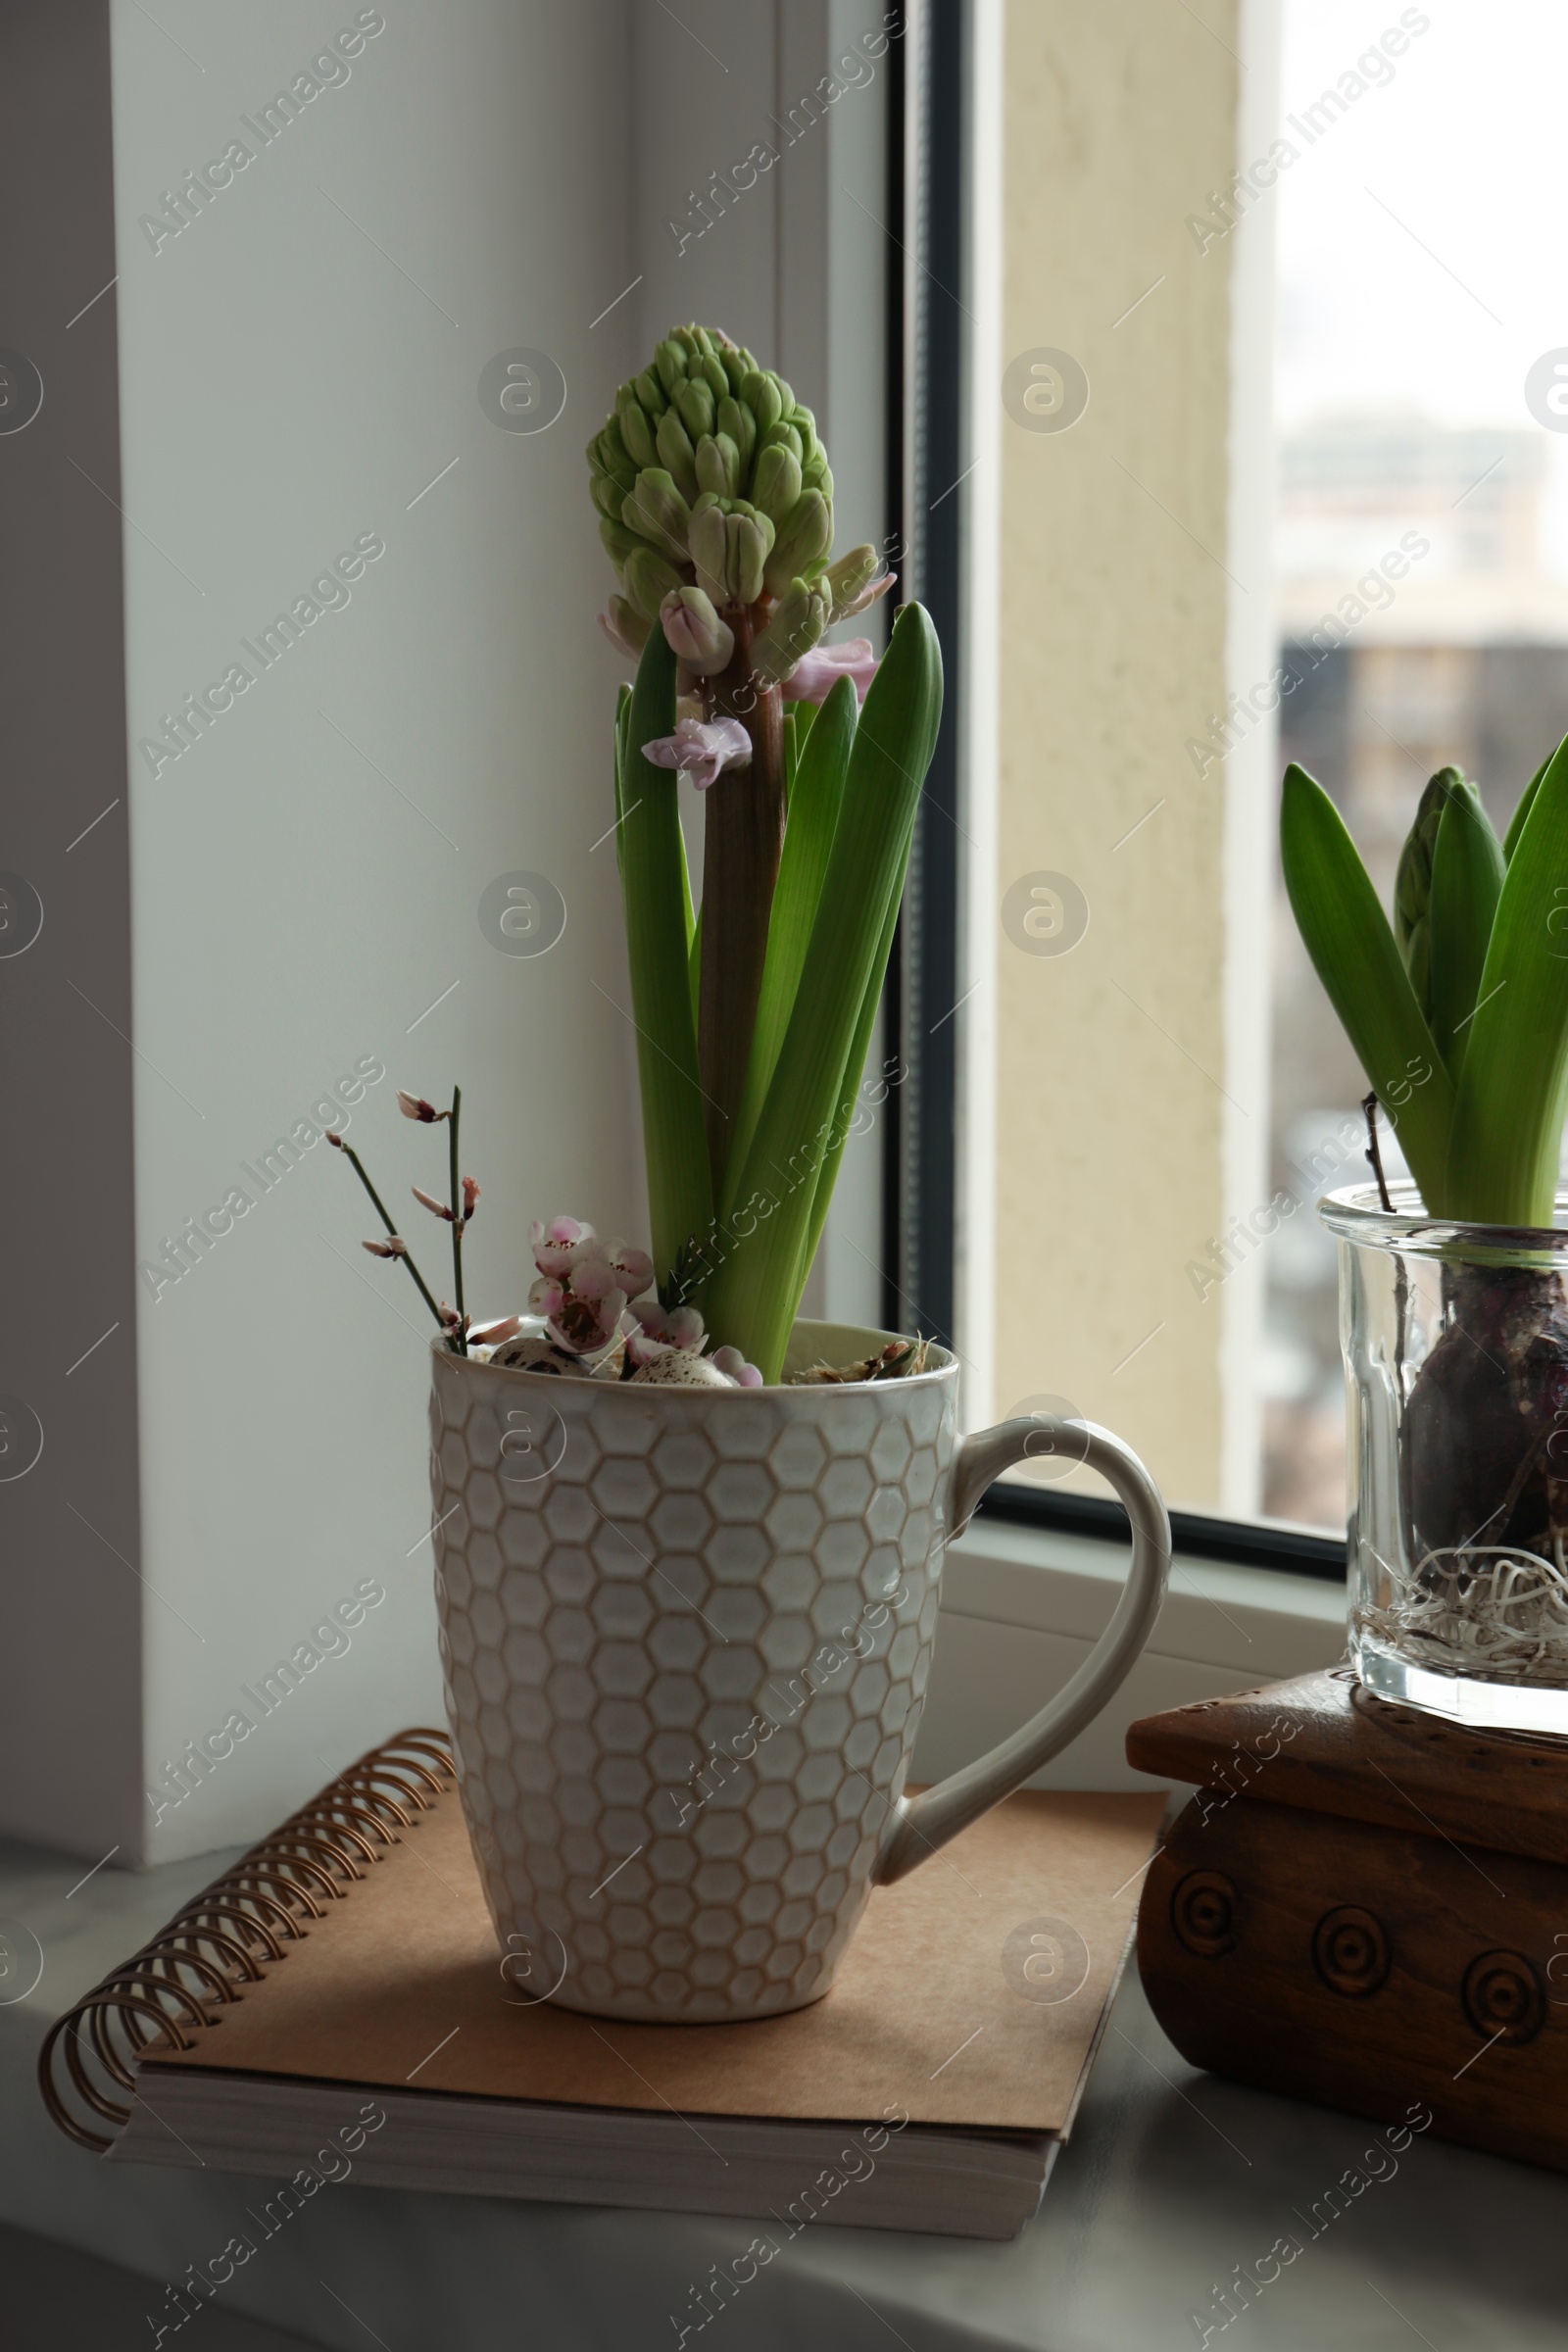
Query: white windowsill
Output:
[[915, 1515, 1347, 1794]]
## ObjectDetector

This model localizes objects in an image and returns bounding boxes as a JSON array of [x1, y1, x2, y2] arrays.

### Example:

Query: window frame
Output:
[[888, 0, 1346, 1586]]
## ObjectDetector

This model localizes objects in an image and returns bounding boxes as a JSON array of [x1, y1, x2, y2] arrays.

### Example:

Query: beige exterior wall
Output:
[[983, 0, 1271, 1510]]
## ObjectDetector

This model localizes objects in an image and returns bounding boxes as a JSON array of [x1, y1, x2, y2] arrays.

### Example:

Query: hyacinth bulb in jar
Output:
[[1286, 754, 1568, 1731]]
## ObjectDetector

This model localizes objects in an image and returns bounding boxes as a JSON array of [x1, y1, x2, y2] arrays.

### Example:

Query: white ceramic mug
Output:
[[430, 1319, 1170, 2022]]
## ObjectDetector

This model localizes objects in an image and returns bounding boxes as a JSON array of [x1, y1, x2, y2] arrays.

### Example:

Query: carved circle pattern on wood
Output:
[[1462, 1948, 1544, 2045], [1311, 1905, 1391, 1997], [1171, 1869, 1237, 1958]]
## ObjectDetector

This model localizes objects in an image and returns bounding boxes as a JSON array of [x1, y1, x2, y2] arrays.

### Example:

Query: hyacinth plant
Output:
[[1282, 740, 1568, 1593], [330, 326, 942, 1395], [588, 323, 944, 1383]]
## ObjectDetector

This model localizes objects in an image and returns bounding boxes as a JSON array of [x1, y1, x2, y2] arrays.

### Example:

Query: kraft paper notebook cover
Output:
[[42, 1733, 1164, 2240]]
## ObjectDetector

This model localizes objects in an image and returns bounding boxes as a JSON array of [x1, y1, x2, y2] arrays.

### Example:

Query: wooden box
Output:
[[1127, 1667, 1568, 2171]]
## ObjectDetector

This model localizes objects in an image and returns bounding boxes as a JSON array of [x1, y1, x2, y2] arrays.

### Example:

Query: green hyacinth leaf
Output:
[[1280, 762, 1453, 1212], [721, 675, 858, 1217], [1503, 746, 1556, 865], [620, 628, 713, 1283], [1447, 732, 1568, 1226], [1427, 778, 1503, 1079], [703, 606, 943, 1376]]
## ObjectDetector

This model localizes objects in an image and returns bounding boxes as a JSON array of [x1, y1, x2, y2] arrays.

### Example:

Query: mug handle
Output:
[[872, 1416, 1171, 1886]]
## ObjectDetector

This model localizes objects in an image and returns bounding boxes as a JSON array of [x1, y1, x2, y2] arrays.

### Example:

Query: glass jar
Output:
[[1322, 1181, 1568, 1735]]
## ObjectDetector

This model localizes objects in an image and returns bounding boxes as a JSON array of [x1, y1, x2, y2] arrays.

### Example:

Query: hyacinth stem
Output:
[[448, 1084, 467, 1355], [700, 612, 787, 1194], [332, 1139, 450, 1339]]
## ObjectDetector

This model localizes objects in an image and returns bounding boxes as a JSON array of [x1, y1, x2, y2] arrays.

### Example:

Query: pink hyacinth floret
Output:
[[641, 714, 752, 792], [711, 1345, 764, 1388], [785, 638, 879, 706]]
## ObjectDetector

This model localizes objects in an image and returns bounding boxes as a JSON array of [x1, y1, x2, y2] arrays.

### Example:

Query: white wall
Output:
[[111, 0, 641, 1861]]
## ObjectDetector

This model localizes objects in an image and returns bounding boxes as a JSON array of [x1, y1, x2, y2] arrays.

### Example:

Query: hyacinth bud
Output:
[[655, 338, 689, 395], [758, 419, 805, 467], [690, 497, 774, 609], [634, 368, 666, 416], [823, 544, 894, 621], [1394, 768, 1457, 1022], [762, 490, 833, 598], [589, 472, 626, 524], [824, 544, 877, 610], [654, 407, 700, 505], [621, 468, 693, 564], [751, 443, 803, 523], [741, 368, 783, 433], [716, 393, 756, 469], [750, 577, 831, 686], [604, 595, 650, 657], [592, 423, 637, 493], [676, 376, 716, 442], [615, 390, 660, 472], [802, 450, 833, 500], [694, 431, 741, 500], [622, 542, 686, 622], [660, 586, 735, 676]]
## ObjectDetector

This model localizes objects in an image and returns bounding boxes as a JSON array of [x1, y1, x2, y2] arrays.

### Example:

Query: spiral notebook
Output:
[[40, 1734, 1163, 2240]]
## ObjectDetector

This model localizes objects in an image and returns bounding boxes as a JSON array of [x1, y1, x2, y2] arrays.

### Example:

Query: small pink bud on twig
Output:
[[326, 1130, 345, 1150], [413, 1185, 455, 1221], [397, 1091, 448, 1123], [363, 1236, 409, 1258], [469, 1313, 521, 1347], [462, 1176, 479, 1220]]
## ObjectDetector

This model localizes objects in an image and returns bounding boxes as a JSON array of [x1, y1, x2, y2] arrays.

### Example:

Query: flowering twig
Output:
[[449, 1084, 466, 1350], [327, 1131, 452, 1342]]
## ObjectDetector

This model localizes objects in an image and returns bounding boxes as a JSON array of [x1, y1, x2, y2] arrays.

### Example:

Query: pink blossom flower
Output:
[[642, 715, 752, 792], [529, 1215, 598, 1280], [397, 1091, 447, 1123], [546, 1275, 628, 1357], [462, 1176, 479, 1221], [784, 638, 879, 706], [711, 1345, 764, 1388], [363, 1236, 408, 1258], [413, 1185, 455, 1222], [626, 1298, 706, 1367], [606, 1241, 654, 1294]]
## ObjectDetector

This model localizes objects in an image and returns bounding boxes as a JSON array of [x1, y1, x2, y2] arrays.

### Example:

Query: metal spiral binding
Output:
[[37, 1729, 455, 2153]]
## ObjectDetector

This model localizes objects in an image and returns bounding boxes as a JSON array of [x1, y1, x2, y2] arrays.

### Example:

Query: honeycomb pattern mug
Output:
[[430, 1320, 1170, 2023]]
